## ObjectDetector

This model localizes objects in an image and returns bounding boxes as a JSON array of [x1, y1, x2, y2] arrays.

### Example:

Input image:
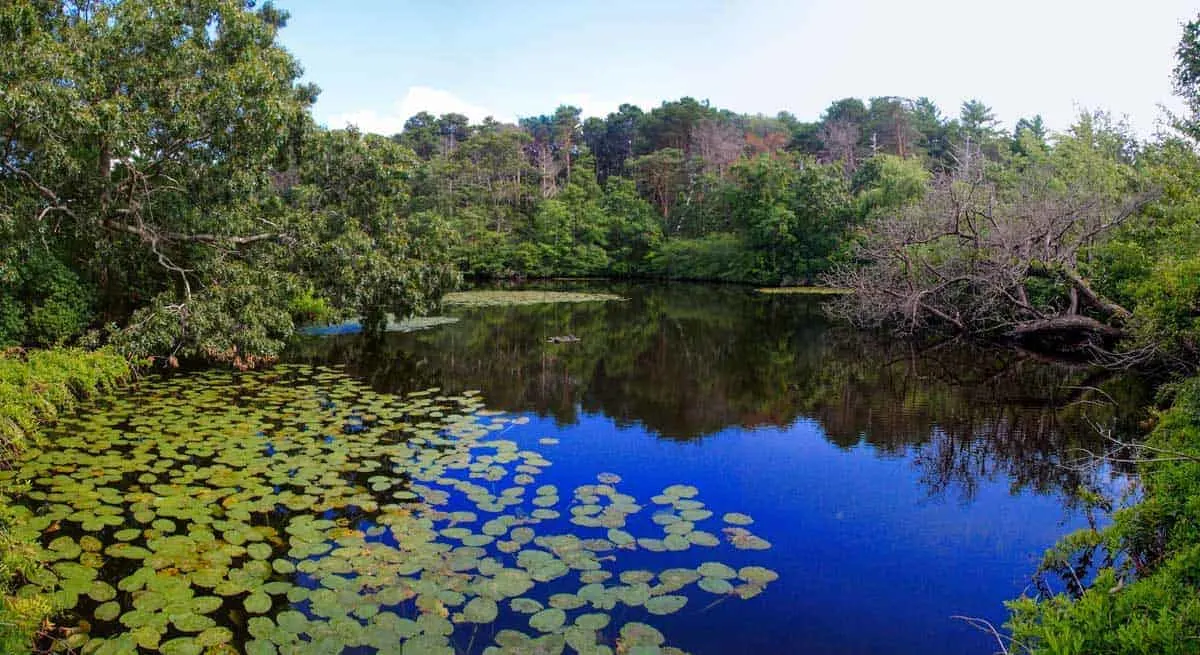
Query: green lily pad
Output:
[[620, 622, 665, 647], [530, 607, 567, 632], [94, 601, 121, 622], [245, 592, 272, 614], [160, 637, 204, 655], [619, 570, 655, 585], [723, 512, 754, 525], [548, 593, 586, 610], [662, 484, 699, 499], [246, 543, 272, 560], [697, 562, 737, 579], [463, 597, 499, 623], [171, 612, 217, 633], [196, 627, 233, 648], [738, 566, 780, 584], [510, 597, 543, 614], [699, 577, 734, 594], [644, 594, 688, 615], [576, 612, 611, 630]]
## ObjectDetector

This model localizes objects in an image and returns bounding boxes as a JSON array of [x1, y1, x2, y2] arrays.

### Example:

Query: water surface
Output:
[[4, 283, 1143, 655], [293, 283, 1144, 654]]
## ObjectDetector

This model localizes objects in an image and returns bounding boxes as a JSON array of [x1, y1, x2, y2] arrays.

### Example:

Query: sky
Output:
[[274, 0, 1198, 138]]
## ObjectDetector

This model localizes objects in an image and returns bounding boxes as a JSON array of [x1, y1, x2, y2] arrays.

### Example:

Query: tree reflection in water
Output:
[[289, 283, 1149, 503]]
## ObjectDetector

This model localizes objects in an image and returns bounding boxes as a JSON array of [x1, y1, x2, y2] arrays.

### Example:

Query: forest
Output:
[[3, 2, 1196, 368], [1, 1, 1199, 654]]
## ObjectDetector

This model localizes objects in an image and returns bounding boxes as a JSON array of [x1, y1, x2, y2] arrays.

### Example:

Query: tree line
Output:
[[389, 93, 1055, 288], [3, 0, 1133, 368]]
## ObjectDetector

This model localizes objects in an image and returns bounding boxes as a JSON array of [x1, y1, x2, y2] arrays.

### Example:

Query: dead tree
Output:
[[827, 159, 1154, 360], [690, 119, 745, 178], [819, 119, 862, 177]]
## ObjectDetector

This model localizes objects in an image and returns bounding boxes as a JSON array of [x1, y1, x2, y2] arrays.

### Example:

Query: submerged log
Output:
[[1006, 316, 1126, 359], [1008, 315, 1124, 340]]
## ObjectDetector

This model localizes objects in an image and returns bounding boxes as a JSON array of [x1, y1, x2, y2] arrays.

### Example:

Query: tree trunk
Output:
[[1008, 315, 1124, 340]]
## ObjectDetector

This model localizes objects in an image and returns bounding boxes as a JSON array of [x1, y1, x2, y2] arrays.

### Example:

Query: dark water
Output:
[[290, 282, 1147, 655]]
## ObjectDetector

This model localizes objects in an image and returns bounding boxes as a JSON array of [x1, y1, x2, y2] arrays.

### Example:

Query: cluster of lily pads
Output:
[[440, 291, 625, 308], [0, 365, 777, 655]]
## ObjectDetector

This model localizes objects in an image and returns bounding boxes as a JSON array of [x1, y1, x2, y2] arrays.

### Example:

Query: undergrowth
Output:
[[0, 348, 129, 652], [1006, 377, 1200, 654]]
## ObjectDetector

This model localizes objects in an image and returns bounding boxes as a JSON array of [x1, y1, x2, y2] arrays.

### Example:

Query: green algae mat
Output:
[[441, 291, 625, 308], [0, 365, 775, 654]]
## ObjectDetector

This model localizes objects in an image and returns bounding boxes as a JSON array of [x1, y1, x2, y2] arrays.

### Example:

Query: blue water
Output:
[[476, 412, 1072, 654], [291, 283, 1137, 654]]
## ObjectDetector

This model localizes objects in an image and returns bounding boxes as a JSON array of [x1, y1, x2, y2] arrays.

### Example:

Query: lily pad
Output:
[[738, 566, 780, 584], [510, 597, 543, 614], [245, 592, 272, 614], [620, 622, 665, 647], [722, 512, 754, 525], [699, 577, 734, 594], [463, 597, 499, 623], [644, 594, 688, 616], [697, 562, 737, 579], [529, 607, 567, 633]]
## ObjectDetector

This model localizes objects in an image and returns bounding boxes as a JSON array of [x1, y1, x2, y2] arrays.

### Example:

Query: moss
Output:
[[0, 347, 130, 652]]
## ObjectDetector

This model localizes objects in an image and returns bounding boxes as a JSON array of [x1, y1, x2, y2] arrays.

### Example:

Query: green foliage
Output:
[[0, 486, 53, 655], [0, 348, 130, 458], [447, 170, 663, 280], [0, 346, 129, 652], [0, 245, 95, 347], [111, 264, 298, 368], [1172, 15, 1200, 140], [831, 109, 1156, 347], [0, 2, 463, 366], [288, 286, 335, 325], [0, 296, 22, 346], [0, 0, 324, 363], [630, 148, 686, 221], [284, 129, 461, 328], [600, 178, 662, 276], [1085, 137, 1200, 360], [646, 233, 762, 283], [23, 254, 94, 346], [725, 154, 854, 284], [1007, 378, 1200, 654], [852, 154, 930, 217], [1128, 258, 1200, 356]]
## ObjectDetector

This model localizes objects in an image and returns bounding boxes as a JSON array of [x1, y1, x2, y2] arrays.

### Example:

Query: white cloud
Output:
[[327, 86, 506, 135], [553, 93, 617, 118], [550, 93, 659, 119]]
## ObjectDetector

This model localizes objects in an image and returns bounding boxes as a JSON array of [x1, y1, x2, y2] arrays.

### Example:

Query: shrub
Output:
[[0, 347, 129, 651], [1006, 377, 1200, 654]]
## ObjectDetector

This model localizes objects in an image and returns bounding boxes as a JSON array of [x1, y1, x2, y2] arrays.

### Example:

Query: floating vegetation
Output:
[[442, 290, 626, 307], [0, 366, 777, 654], [722, 512, 754, 526], [753, 286, 851, 295]]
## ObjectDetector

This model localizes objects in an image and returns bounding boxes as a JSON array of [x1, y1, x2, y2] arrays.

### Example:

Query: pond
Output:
[[0, 283, 1144, 655]]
